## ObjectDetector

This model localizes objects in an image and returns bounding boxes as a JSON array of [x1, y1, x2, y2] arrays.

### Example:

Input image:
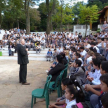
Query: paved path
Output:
[[0, 60, 57, 108]]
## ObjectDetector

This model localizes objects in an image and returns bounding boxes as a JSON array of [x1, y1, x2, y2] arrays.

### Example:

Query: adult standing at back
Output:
[[102, 21, 108, 33], [17, 39, 30, 85]]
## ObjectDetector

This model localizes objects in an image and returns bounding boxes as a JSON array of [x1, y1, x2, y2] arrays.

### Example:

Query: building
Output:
[[99, 6, 108, 24]]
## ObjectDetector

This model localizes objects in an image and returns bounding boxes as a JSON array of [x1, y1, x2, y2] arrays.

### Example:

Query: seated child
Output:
[[85, 73, 108, 108], [52, 49, 58, 62], [56, 78, 72, 102], [46, 49, 52, 61], [49, 85, 77, 108], [69, 60, 85, 85], [86, 58, 101, 85], [36, 44, 41, 53]]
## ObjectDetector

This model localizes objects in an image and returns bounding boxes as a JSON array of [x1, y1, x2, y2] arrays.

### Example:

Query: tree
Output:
[[38, 3, 47, 31], [88, 0, 108, 11], [24, 0, 40, 34], [24, 0, 30, 34], [29, 8, 41, 31], [72, 2, 84, 24], [52, 3, 74, 31], [79, 5, 99, 36], [46, 0, 56, 34], [0, 0, 6, 28], [3, 0, 24, 28]]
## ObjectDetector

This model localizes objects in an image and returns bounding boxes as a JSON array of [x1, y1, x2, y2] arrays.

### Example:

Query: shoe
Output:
[[19, 81, 22, 83], [22, 83, 30, 85]]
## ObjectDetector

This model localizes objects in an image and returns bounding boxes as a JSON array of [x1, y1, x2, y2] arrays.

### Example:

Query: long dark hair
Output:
[[69, 76, 85, 103]]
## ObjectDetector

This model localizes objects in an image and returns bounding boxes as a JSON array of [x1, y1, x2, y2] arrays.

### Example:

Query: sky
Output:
[[31, 0, 88, 8], [63, 0, 88, 5]]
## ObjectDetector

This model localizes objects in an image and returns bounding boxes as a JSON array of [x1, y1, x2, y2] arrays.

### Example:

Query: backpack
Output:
[[72, 102, 90, 108]]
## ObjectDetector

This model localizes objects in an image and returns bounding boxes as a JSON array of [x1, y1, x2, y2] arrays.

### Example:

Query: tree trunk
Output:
[[60, 4, 63, 32], [85, 23, 87, 37], [50, 15, 53, 31], [0, 10, 2, 29], [46, 13, 51, 34], [18, 19, 19, 29], [26, 12, 30, 34], [46, 0, 56, 34], [90, 22, 92, 30], [25, 0, 30, 34]]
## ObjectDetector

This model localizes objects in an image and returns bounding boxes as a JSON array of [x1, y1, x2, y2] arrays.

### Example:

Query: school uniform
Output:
[[66, 99, 76, 108]]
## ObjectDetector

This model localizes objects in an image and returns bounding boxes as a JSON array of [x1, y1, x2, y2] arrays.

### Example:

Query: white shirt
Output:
[[66, 99, 76, 108], [97, 43, 102, 47], [57, 48, 63, 54], [74, 35, 78, 39], [41, 40, 45, 44], [94, 46, 100, 53], [80, 50, 87, 56], [87, 56, 92, 64], [92, 69, 101, 85], [89, 69, 101, 85], [66, 45, 70, 49], [86, 44, 91, 49], [72, 35, 75, 39], [78, 58, 83, 66]]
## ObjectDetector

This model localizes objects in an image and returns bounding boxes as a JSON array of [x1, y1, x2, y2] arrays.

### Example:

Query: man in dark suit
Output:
[[17, 39, 30, 85]]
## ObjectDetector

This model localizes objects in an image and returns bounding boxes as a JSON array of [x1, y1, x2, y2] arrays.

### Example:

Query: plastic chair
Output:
[[63, 67, 68, 79], [31, 75, 52, 108], [65, 63, 68, 68], [49, 68, 67, 97]]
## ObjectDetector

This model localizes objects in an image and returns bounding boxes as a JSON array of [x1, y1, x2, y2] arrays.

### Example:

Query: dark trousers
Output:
[[19, 64, 27, 83]]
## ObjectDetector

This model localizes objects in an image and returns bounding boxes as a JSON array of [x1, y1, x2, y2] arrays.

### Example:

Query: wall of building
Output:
[[105, 9, 108, 22], [73, 25, 90, 36]]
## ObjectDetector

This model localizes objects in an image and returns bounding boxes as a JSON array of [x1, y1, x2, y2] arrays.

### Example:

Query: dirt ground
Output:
[[0, 60, 57, 108]]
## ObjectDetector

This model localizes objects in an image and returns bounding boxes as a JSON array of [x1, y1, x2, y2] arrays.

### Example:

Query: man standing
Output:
[[17, 39, 30, 85], [102, 21, 108, 33]]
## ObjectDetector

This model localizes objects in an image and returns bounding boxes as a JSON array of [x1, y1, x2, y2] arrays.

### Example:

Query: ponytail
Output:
[[69, 76, 85, 103]]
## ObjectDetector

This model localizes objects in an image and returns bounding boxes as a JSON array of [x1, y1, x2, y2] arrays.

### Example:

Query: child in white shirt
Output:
[[49, 85, 77, 108]]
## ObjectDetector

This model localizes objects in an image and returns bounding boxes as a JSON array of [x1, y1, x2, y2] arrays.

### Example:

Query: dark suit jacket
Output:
[[16, 44, 21, 52], [17, 44, 29, 65], [47, 63, 65, 81]]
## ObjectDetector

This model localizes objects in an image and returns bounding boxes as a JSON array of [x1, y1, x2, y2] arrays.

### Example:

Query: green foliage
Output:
[[30, 8, 41, 31], [1, 0, 41, 31], [72, 2, 84, 16], [88, 0, 108, 11], [52, 3, 74, 29], [29, 8, 40, 23], [79, 4, 99, 24], [37, 3, 47, 31], [3, 0, 24, 28]]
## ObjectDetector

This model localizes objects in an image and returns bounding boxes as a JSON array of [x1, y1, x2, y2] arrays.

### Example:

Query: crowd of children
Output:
[[44, 30, 108, 108], [1, 28, 108, 108]]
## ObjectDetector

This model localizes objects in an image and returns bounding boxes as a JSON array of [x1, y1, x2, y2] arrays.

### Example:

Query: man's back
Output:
[[17, 44, 29, 65]]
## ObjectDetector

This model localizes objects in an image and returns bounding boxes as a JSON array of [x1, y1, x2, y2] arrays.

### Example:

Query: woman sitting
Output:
[[47, 54, 65, 81]]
